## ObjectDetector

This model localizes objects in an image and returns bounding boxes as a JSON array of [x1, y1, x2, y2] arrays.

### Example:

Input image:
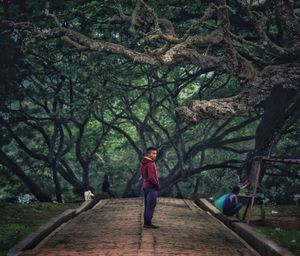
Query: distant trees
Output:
[[93, 66, 259, 195]]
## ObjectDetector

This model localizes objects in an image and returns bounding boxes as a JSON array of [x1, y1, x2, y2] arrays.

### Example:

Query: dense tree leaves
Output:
[[0, 0, 299, 201]]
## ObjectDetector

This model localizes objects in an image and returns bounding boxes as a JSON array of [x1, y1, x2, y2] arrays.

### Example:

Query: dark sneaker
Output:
[[143, 224, 159, 229]]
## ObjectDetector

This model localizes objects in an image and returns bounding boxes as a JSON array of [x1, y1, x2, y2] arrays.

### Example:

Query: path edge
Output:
[[195, 198, 295, 256], [7, 199, 99, 256]]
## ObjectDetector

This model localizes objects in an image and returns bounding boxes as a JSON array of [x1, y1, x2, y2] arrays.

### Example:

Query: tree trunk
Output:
[[57, 159, 85, 194], [193, 177, 200, 195], [122, 165, 141, 197], [242, 87, 300, 180], [175, 183, 184, 198], [52, 165, 62, 202], [0, 148, 52, 202], [82, 162, 90, 191]]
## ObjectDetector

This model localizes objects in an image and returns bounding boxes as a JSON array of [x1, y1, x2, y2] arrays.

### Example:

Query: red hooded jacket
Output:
[[140, 156, 160, 191]]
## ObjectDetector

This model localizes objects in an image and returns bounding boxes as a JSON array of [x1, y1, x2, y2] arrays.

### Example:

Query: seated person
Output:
[[223, 186, 243, 218], [102, 174, 116, 198]]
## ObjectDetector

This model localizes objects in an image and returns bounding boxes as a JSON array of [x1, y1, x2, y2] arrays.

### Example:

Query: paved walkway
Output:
[[20, 198, 259, 255]]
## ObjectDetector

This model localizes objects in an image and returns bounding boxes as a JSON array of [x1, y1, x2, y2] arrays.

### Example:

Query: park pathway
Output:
[[20, 198, 259, 256]]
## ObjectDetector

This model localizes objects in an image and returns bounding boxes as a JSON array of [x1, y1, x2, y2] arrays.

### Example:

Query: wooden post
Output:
[[246, 158, 262, 225]]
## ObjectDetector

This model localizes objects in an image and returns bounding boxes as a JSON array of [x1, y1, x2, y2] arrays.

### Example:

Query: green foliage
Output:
[[197, 169, 240, 198], [1, 0, 299, 203], [0, 166, 26, 197], [263, 175, 300, 204]]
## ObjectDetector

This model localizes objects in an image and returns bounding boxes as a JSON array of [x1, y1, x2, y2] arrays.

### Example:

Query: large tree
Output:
[[4, 0, 299, 121], [1, 0, 300, 199]]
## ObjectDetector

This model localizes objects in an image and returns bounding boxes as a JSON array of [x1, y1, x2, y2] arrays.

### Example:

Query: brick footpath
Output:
[[20, 198, 258, 256]]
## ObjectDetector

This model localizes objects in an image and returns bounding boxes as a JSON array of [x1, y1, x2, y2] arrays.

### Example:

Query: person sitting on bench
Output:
[[223, 186, 243, 218]]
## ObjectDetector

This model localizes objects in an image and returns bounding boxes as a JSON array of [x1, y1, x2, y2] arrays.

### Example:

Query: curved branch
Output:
[[177, 64, 300, 123]]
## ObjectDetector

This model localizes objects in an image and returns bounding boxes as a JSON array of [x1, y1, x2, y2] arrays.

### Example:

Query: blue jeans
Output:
[[223, 203, 243, 216], [143, 188, 157, 225]]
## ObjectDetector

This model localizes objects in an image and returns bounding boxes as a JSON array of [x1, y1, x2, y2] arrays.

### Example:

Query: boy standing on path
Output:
[[140, 147, 160, 229]]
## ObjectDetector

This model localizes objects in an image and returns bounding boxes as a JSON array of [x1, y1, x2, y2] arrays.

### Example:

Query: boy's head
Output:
[[232, 186, 241, 195], [146, 147, 157, 161]]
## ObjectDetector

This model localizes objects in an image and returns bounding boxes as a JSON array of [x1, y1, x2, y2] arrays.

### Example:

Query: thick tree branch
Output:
[[3, 0, 300, 125], [177, 64, 300, 123]]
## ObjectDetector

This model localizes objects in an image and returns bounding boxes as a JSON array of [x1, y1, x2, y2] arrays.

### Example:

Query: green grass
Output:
[[256, 227, 300, 256], [239, 204, 300, 218], [247, 204, 300, 256], [0, 202, 81, 256]]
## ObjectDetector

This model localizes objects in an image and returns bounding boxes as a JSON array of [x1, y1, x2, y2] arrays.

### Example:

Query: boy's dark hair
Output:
[[146, 147, 157, 152], [232, 186, 241, 194]]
